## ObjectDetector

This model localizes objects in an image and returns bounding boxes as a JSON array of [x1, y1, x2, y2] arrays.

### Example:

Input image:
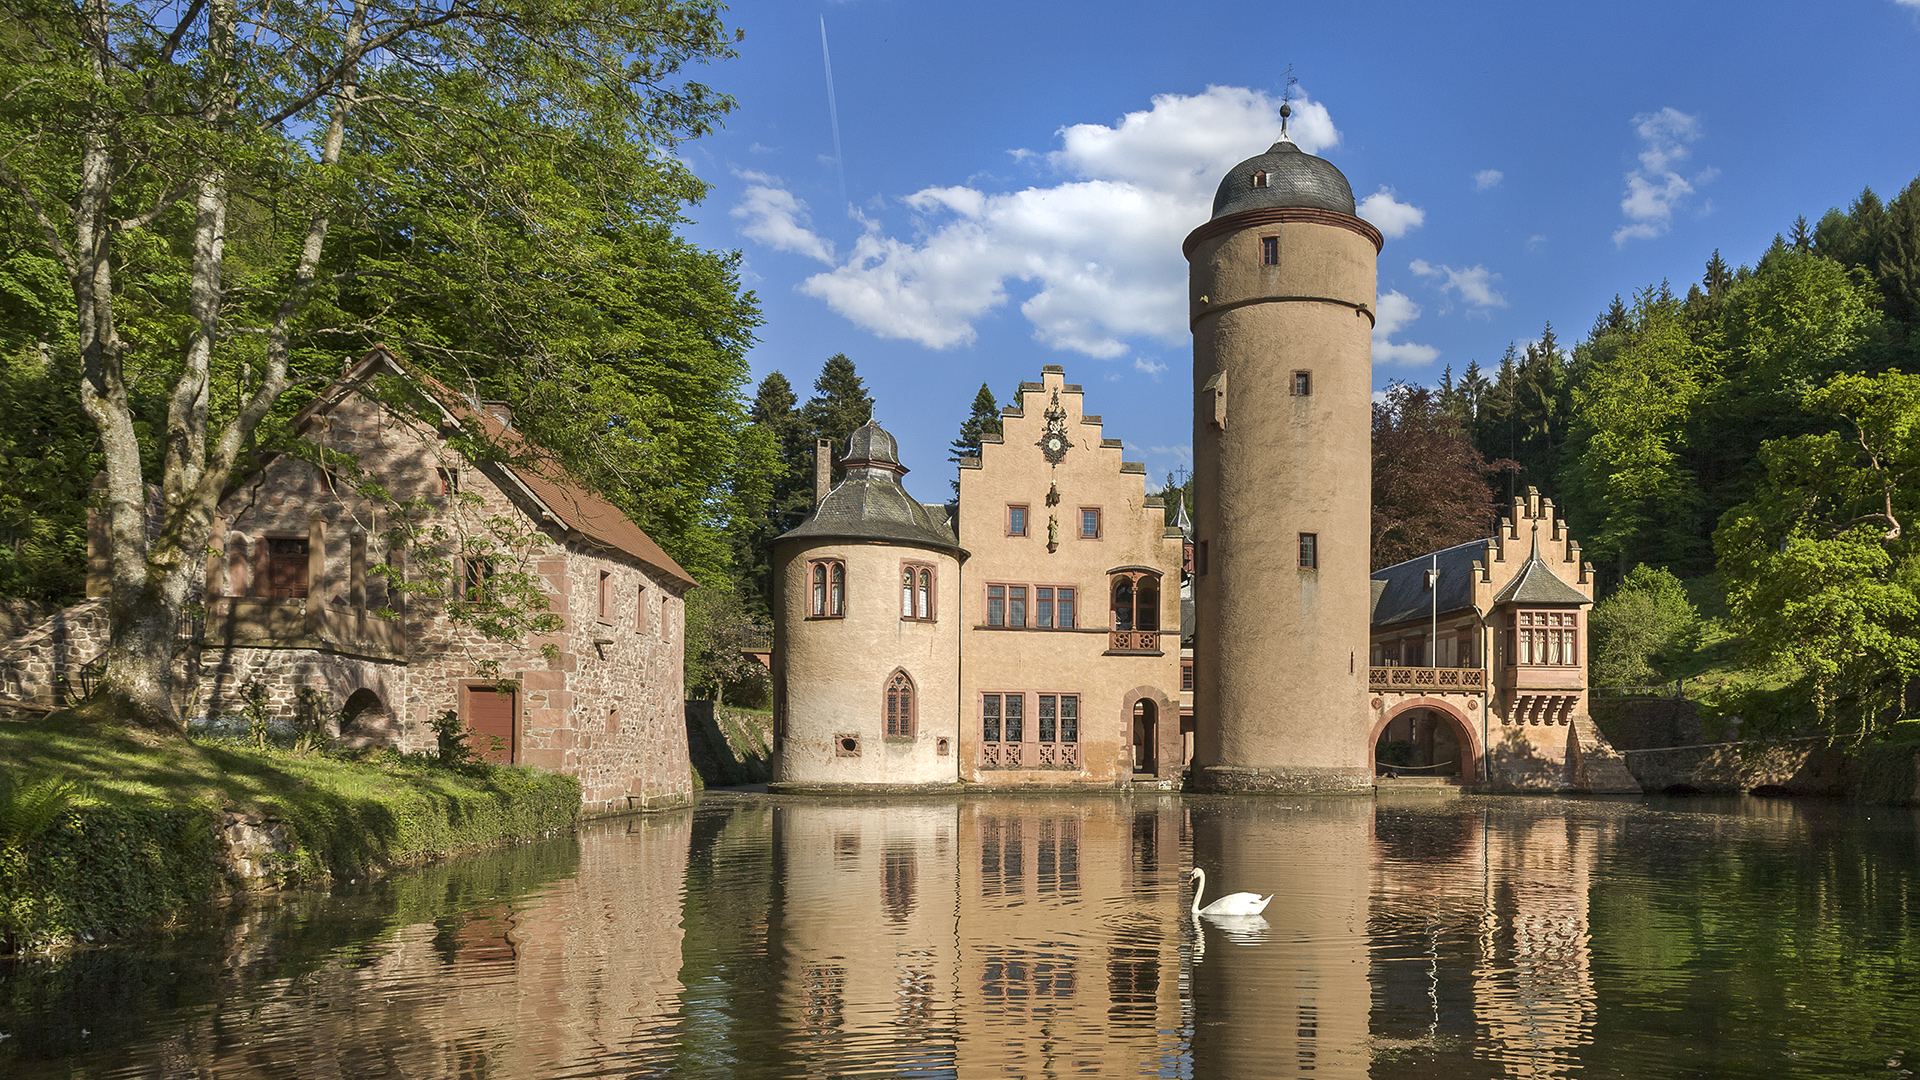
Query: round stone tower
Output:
[[1185, 112, 1382, 792], [770, 422, 964, 791]]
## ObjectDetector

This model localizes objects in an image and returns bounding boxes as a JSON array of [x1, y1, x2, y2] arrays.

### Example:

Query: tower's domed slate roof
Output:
[[776, 422, 961, 553], [1211, 138, 1357, 220]]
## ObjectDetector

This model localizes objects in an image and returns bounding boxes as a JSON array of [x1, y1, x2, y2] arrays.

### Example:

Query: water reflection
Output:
[[4, 796, 1919, 1080]]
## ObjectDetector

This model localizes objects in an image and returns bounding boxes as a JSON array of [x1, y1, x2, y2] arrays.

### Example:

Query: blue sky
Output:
[[676, 0, 1920, 496]]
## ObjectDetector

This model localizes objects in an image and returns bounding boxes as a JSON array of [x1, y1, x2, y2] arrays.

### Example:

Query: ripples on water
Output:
[[3, 794, 1917, 1079]]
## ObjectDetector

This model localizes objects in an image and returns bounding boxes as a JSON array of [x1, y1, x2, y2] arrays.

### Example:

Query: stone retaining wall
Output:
[[1626, 740, 1920, 803]]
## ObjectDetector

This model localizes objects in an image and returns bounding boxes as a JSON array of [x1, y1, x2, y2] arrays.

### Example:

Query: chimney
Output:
[[815, 438, 833, 507]]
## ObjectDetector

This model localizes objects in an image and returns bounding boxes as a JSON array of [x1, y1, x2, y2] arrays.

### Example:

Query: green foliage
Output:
[[1715, 371, 1920, 735], [949, 381, 1005, 494], [0, 347, 102, 603], [1589, 565, 1701, 686], [1562, 287, 1714, 571], [0, 723, 580, 951], [684, 585, 769, 705], [0, 771, 83, 851]]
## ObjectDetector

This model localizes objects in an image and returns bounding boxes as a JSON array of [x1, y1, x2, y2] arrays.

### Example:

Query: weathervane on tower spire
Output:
[[1279, 66, 1298, 141]]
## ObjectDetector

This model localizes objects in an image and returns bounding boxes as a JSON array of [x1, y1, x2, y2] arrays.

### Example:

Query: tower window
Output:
[[885, 670, 916, 738], [901, 563, 935, 622], [1261, 236, 1279, 266], [810, 559, 846, 618], [1252, 170, 1269, 189], [1292, 370, 1312, 396], [1298, 533, 1318, 570]]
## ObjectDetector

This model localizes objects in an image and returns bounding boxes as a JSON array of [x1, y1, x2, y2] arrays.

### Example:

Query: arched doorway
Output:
[[1132, 699, 1158, 776], [1372, 700, 1479, 783]]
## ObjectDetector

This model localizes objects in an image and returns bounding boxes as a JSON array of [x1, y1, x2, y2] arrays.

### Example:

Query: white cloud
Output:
[[732, 85, 1350, 356], [730, 172, 835, 263], [1612, 107, 1715, 245], [1410, 259, 1508, 311], [1145, 444, 1193, 466], [1134, 357, 1169, 379], [1473, 169, 1504, 191], [1357, 188, 1424, 239], [1527, 234, 1548, 251], [1372, 289, 1440, 365]]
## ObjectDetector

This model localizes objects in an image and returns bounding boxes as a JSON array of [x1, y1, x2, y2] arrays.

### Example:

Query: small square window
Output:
[[1261, 236, 1279, 266], [1079, 508, 1101, 539], [1008, 504, 1028, 537], [436, 467, 459, 495], [1292, 370, 1312, 396], [1298, 533, 1318, 570]]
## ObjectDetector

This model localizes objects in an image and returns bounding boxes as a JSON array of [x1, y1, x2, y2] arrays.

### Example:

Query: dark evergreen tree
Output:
[[803, 353, 875, 476], [1790, 214, 1813, 251], [948, 382, 1004, 494]]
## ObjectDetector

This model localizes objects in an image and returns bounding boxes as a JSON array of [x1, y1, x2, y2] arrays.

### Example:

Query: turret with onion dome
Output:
[[769, 420, 964, 792]]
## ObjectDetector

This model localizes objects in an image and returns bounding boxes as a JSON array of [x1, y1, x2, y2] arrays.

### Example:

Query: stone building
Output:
[[0, 347, 699, 811], [957, 367, 1185, 786], [769, 424, 964, 789], [1367, 488, 1634, 791], [1185, 111, 1382, 793], [769, 367, 1185, 791]]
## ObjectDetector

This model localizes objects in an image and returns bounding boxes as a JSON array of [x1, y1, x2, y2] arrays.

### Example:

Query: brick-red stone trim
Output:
[[1182, 206, 1385, 258]]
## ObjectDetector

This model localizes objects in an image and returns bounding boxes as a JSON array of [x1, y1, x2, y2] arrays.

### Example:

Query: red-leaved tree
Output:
[[1372, 382, 1518, 569]]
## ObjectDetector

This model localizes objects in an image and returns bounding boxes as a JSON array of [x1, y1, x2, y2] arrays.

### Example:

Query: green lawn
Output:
[[1, 722, 580, 950]]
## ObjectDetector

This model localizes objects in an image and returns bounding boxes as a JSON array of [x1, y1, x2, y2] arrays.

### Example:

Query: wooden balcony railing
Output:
[[1368, 665, 1487, 693], [1108, 629, 1160, 653]]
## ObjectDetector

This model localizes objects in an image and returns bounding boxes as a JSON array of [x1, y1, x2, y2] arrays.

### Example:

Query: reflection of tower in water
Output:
[[1188, 798, 1376, 1079]]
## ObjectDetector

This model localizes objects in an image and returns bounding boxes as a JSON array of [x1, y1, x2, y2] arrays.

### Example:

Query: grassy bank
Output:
[[0, 723, 579, 952]]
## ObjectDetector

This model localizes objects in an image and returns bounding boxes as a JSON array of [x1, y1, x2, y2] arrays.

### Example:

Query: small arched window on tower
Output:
[[1252, 170, 1269, 189], [810, 558, 846, 618], [900, 563, 935, 622], [885, 670, 916, 738]]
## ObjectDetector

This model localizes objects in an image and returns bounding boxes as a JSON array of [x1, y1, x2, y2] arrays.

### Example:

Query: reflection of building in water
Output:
[[101, 816, 691, 1078], [1477, 813, 1599, 1076], [1367, 805, 1600, 1077], [761, 798, 1192, 1077], [956, 798, 1189, 1075], [1188, 798, 1376, 1079], [775, 802, 963, 1077]]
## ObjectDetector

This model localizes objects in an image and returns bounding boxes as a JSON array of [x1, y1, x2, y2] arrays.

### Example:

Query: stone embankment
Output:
[[1625, 739, 1920, 803]]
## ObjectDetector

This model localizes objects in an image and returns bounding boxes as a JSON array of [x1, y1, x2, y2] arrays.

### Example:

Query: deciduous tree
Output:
[[1372, 382, 1515, 569], [0, 0, 742, 730]]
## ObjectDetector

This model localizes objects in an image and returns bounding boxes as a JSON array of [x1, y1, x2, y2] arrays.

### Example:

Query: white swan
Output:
[[1189, 867, 1273, 916]]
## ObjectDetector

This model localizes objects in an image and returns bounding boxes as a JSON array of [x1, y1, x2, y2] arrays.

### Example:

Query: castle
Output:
[[771, 117, 1631, 794]]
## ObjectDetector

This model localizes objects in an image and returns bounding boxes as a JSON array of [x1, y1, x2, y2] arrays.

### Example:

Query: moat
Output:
[[4, 792, 1917, 1079]]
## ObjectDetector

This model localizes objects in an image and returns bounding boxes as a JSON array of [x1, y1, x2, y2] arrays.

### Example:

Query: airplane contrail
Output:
[[820, 16, 849, 213]]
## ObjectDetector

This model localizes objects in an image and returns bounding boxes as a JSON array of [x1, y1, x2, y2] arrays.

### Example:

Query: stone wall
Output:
[[1624, 740, 1855, 796], [0, 598, 109, 706]]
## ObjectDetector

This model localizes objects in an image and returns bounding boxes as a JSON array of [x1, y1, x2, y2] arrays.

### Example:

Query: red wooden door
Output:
[[464, 687, 517, 764]]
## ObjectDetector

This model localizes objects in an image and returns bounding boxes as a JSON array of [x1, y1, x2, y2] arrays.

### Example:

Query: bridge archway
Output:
[[1369, 697, 1481, 785]]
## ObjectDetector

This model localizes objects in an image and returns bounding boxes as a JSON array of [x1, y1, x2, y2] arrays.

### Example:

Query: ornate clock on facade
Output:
[[1036, 390, 1070, 465]]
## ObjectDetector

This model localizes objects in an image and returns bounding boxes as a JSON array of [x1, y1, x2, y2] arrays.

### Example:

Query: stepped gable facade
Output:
[[1, 347, 699, 812], [768, 366, 1185, 792], [1368, 487, 1635, 792]]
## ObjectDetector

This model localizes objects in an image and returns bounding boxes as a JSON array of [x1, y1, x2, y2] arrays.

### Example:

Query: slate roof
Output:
[[775, 422, 962, 555], [1370, 539, 1489, 628], [295, 348, 698, 589], [1492, 535, 1591, 607], [1212, 138, 1357, 219]]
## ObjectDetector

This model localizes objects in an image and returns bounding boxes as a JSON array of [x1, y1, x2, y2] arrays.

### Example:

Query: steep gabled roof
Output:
[[1370, 539, 1488, 628], [1492, 533, 1590, 607], [293, 347, 697, 590]]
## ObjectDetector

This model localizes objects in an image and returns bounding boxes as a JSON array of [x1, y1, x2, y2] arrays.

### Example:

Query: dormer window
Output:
[[1252, 170, 1269, 189]]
